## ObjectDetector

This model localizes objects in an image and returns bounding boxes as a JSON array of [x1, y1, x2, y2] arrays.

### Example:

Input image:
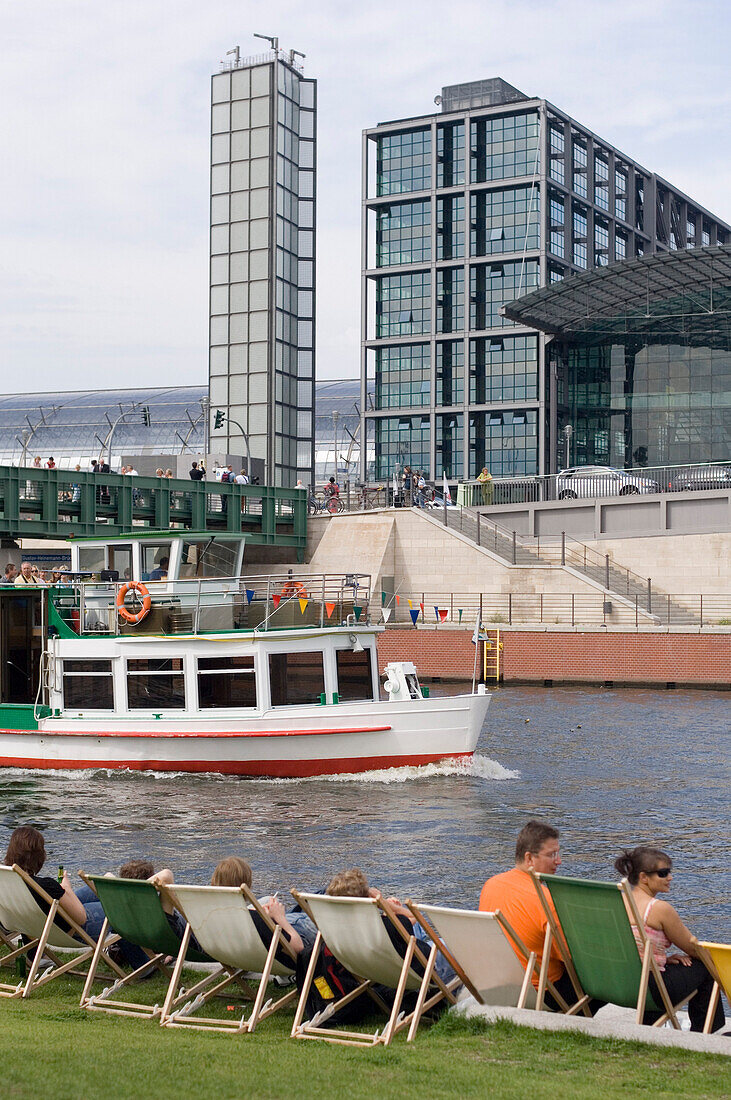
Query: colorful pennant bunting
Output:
[[325, 601, 336, 619], [299, 598, 309, 614], [245, 589, 255, 604], [437, 608, 448, 623], [409, 608, 419, 626], [272, 593, 281, 609], [382, 607, 392, 623], [353, 605, 362, 621]]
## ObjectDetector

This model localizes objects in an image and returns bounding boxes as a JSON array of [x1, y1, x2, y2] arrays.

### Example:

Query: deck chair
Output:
[[406, 901, 540, 1009], [291, 890, 461, 1046], [79, 873, 220, 1019], [0, 864, 125, 999], [696, 940, 731, 1034], [159, 883, 298, 1033], [532, 871, 695, 1028]]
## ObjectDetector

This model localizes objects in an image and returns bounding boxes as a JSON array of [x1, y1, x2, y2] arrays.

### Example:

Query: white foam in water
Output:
[[258, 753, 520, 785]]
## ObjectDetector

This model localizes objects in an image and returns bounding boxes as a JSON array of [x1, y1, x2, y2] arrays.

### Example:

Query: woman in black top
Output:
[[5, 826, 91, 934]]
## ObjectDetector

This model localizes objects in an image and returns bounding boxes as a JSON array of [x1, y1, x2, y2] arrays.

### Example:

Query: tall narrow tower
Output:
[[208, 44, 316, 486]]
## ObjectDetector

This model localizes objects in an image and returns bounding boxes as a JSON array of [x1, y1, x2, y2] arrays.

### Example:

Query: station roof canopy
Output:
[[503, 245, 731, 349]]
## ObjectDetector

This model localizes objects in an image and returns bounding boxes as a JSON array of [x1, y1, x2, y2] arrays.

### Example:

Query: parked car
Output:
[[669, 465, 731, 492], [555, 465, 661, 500]]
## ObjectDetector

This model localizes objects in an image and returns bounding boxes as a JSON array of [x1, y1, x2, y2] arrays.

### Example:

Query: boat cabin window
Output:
[[180, 540, 239, 579], [78, 547, 106, 575], [108, 544, 132, 582], [197, 655, 256, 708], [140, 543, 172, 581], [269, 652, 325, 706], [63, 659, 114, 710], [127, 657, 185, 709], [336, 648, 374, 702]]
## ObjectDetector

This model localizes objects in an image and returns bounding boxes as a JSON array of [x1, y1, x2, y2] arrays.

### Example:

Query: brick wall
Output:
[[377, 629, 731, 686]]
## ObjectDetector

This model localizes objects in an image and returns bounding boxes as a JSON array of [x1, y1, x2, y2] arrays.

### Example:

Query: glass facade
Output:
[[363, 83, 730, 482], [554, 338, 731, 468]]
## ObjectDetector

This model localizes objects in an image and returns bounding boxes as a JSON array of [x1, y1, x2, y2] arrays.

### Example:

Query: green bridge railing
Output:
[[0, 466, 307, 555]]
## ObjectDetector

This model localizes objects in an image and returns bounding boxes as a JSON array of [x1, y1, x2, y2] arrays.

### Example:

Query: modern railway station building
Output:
[[359, 78, 730, 480]]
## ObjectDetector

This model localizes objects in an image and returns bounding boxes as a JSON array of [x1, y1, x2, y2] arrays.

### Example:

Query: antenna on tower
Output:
[[254, 33, 279, 55]]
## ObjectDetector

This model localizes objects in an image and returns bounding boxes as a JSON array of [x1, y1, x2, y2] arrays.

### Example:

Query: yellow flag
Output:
[[299, 597, 309, 614], [408, 598, 413, 609]]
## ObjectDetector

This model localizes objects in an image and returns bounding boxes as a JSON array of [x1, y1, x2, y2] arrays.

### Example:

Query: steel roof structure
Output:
[[503, 245, 731, 349]]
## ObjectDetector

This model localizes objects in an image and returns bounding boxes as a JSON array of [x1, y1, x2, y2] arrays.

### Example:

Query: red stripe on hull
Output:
[[20, 725, 392, 740], [0, 751, 473, 778]]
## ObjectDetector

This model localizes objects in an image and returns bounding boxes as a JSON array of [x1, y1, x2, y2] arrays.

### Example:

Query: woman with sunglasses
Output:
[[614, 846, 725, 1032]]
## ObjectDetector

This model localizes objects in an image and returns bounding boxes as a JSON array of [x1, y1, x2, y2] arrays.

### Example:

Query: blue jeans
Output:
[[288, 911, 318, 953]]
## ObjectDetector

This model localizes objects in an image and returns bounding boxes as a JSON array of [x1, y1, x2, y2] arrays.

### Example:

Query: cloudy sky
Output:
[[2, 0, 729, 392]]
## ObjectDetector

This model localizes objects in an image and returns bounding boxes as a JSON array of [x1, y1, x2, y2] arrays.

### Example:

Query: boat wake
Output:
[[258, 754, 520, 785]]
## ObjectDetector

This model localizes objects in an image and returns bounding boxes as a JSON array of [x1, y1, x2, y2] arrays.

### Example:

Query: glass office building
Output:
[[504, 246, 731, 468], [361, 78, 730, 479], [208, 49, 316, 487]]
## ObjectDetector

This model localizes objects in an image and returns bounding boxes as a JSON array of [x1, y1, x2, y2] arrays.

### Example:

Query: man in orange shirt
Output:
[[479, 820, 591, 1012]]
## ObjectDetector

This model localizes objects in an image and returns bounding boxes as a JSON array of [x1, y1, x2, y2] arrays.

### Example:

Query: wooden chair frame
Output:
[[159, 883, 299, 1033], [290, 890, 460, 1047], [0, 865, 125, 999], [530, 871, 695, 1028], [406, 900, 547, 1010], [79, 872, 222, 1021], [694, 939, 728, 1035]]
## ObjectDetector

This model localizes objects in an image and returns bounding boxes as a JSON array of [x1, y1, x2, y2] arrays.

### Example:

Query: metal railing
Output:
[[0, 465, 306, 549], [377, 591, 731, 628], [457, 461, 731, 506], [51, 573, 372, 638]]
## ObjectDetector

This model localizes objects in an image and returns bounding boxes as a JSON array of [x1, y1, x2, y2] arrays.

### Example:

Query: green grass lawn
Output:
[[0, 971, 728, 1100]]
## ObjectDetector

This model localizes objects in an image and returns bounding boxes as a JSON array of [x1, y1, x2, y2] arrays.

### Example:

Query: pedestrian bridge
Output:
[[0, 466, 306, 556]]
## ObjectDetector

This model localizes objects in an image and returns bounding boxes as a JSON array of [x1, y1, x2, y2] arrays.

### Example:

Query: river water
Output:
[[0, 685, 728, 940]]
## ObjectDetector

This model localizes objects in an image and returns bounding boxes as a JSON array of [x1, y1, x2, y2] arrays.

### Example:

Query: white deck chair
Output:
[[291, 891, 460, 1046], [407, 902, 539, 1009], [0, 864, 124, 999], [159, 883, 298, 1032]]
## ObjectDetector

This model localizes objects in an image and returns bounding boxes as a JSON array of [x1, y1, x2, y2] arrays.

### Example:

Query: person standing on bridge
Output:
[[477, 466, 494, 505]]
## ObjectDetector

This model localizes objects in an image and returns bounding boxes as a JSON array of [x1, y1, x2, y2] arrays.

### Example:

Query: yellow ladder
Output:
[[483, 629, 503, 682]]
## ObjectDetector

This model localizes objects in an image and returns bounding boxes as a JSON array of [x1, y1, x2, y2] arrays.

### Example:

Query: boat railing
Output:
[[50, 573, 373, 637]]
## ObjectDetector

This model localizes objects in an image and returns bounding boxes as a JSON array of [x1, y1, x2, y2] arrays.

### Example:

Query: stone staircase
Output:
[[426, 504, 699, 625]]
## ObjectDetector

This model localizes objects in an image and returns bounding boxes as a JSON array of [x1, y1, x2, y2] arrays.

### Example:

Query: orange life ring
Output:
[[281, 580, 308, 600], [116, 581, 152, 625]]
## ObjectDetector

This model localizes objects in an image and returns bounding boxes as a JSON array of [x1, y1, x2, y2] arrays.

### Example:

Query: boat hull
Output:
[[0, 694, 490, 778]]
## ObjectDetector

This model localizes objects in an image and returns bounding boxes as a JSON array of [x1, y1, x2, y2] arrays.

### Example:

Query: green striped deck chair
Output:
[[532, 872, 694, 1028], [79, 873, 220, 1020]]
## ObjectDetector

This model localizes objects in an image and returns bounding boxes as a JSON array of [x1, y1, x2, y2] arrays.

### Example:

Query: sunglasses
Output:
[[652, 868, 672, 878]]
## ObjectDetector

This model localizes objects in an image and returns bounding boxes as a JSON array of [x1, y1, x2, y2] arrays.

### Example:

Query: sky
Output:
[[1, 0, 729, 393]]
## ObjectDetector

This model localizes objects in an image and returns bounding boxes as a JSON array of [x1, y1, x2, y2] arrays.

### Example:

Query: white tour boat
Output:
[[0, 532, 490, 778]]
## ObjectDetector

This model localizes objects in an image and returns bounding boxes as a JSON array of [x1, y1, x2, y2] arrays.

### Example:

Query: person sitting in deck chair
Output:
[[479, 819, 601, 1013], [210, 856, 306, 957], [74, 858, 158, 970], [326, 867, 456, 985], [615, 845, 725, 1033]]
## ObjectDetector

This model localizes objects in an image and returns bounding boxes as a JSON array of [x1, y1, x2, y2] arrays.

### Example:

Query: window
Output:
[[269, 651, 325, 706], [63, 659, 114, 710], [336, 649, 374, 702], [615, 231, 627, 260], [436, 267, 464, 333], [179, 541, 239, 580], [376, 129, 431, 196], [470, 335, 538, 403], [594, 155, 609, 211], [436, 195, 464, 260], [572, 139, 588, 197], [470, 112, 540, 183], [198, 655, 256, 708], [375, 200, 431, 266], [436, 341, 464, 406], [436, 413, 464, 479], [127, 658, 185, 710], [549, 122, 565, 184], [375, 344, 430, 409], [469, 260, 539, 331], [375, 271, 431, 337], [374, 415, 431, 479], [437, 122, 465, 187], [615, 169, 627, 221], [141, 543, 172, 581], [470, 185, 540, 257]]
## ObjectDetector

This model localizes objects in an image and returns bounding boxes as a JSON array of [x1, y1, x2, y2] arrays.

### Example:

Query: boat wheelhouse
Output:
[[0, 533, 490, 777]]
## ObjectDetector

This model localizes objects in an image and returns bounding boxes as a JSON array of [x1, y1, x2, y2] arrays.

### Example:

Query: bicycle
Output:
[[307, 493, 344, 515]]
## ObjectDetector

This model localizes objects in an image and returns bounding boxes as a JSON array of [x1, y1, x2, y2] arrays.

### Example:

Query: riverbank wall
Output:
[[377, 628, 731, 688]]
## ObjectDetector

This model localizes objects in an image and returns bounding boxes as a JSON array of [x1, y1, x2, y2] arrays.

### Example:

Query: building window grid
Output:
[[572, 205, 588, 269], [470, 261, 540, 330], [376, 200, 431, 266], [437, 122, 466, 187], [594, 154, 609, 211], [470, 112, 540, 183], [436, 341, 465, 406], [470, 186, 540, 257], [469, 410, 538, 477], [375, 271, 431, 337], [436, 413, 464, 479], [549, 191, 565, 258], [470, 335, 539, 403], [374, 415, 431, 479], [436, 267, 465, 334], [436, 195, 465, 260], [375, 343, 430, 409], [377, 129, 431, 196], [615, 168, 628, 222], [572, 139, 588, 198], [594, 218, 609, 266]]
